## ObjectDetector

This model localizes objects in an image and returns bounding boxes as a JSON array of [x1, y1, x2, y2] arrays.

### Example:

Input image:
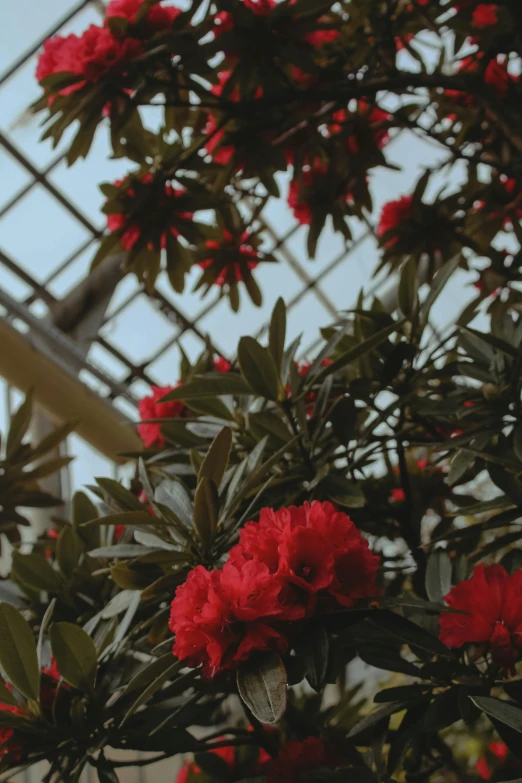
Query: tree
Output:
[[0, 0, 521, 780]]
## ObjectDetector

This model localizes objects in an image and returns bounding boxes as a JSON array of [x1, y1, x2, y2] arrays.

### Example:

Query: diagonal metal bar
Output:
[[0, 0, 92, 88], [0, 132, 101, 236]]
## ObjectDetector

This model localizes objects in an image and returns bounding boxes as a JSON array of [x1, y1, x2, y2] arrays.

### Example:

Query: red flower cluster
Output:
[[288, 162, 355, 226], [138, 384, 188, 448], [106, 174, 192, 251], [203, 71, 266, 166], [36, 25, 143, 93], [0, 661, 64, 761], [377, 195, 414, 244], [0, 700, 23, 761], [476, 742, 508, 781], [199, 230, 259, 286], [439, 563, 522, 671], [106, 0, 181, 31], [473, 176, 522, 227], [472, 4, 498, 28], [214, 0, 339, 52], [176, 729, 270, 782], [170, 501, 379, 677], [267, 737, 344, 783], [213, 356, 232, 373], [328, 102, 392, 151]]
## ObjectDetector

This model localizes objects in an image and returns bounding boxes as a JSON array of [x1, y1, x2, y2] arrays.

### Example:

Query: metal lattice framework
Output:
[[0, 0, 469, 463]]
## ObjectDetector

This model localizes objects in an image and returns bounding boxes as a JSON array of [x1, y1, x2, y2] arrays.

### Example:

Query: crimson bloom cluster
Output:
[[176, 735, 341, 783], [177, 735, 342, 783], [169, 501, 379, 677], [440, 563, 522, 672]]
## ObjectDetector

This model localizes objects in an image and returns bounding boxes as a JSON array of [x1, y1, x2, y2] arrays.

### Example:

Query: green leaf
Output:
[[97, 763, 119, 783], [11, 551, 62, 593], [459, 326, 518, 360], [56, 526, 85, 579], [50, 622, 97, 692], [119, 653, 178, 699], [238, 337, 280, 400], [374, 685, 432, 703], [83, 511, 158, 528], [269, 297, 286, 371], [368, 611, 454, 659], [120, 659, 183, 726], [6, 391, 33, 458], [471, 696, 522, 734], [421, 254, 461, 324], [72, 491, 99, 527], [425, 551, 452, 604], [160, 376, 253, 400], [357, 646, 420, 678], [198, 427, 233, 487], [0, 674, 20, 707], [237, 652, 287, 725], [397, 257, 419, 321], [298, 626, 329, 693], [0, 603, 40, 701], [37, 598, 56, 670], [316, 320, 405, 381], [193, 478, 218, 549], [95, 480, 143, 512], [447, 450, 476, 486]]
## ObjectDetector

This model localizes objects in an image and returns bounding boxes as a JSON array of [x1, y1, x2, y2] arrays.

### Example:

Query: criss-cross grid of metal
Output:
[[0, 3, 475, 447]]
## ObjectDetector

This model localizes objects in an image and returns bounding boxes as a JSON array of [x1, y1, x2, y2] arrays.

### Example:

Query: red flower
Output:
[[169, 561, 287, 676], [439, 563, 522, 671], [36, 34, 80, 88], [476, 742, 509, 780], [390, 488, 405, 503], [230, 501, 379, 610], [176, 729, 270, 782], [137, 384, 187, 448], [377, 195, 414, 242], [106, 176, 193, 251], [289, 162, 347, 226], [171, 502, 378, 676], [0, 682, 23, 762], [199, 230, 259, 286], [203, 72, 265, 165], [303, 25, 340, 47], [267, 737, 343, 783], [484, 58, 512, 97], [105, 0, 181, 31], [213, 356, 232, 373], [0, 704, 23, 761], [472, 4, 498, 28]]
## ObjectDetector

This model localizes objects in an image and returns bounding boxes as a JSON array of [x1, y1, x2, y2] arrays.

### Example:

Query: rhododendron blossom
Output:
[[476, 742, 509, 781], [198, 230, 259, 286], [377, 195, 414, 244], [176, 728, 270, 782], [213, 356, 232, 372], [105, 0, 181, 31], [35, 25, 143, 92], [170, 502, 379, 676], [288, 163, 355, 226], [267, 737, 344, 783], [138, 384, 188, 448], [472, 4, 498, 28], [439, 563, 522, 671], [105, 175, 193, 251]]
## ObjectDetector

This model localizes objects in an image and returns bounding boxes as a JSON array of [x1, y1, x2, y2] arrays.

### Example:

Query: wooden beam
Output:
[[0, 317, 141, 463]]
